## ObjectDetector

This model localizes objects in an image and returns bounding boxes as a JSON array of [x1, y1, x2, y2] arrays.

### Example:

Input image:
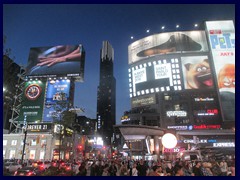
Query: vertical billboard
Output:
[[128, 31, 208, 64], [181, 56, 214, 90], [18, 80, 46, 123], [26, 44, 85, 82], [43, 79, 71, 122], [205, 21, 235, 121]]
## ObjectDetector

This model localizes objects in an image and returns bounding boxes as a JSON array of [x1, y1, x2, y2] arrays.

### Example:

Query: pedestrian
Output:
[[76, 162, 87, 176], [137, 159, 148, 176], [174, 165, 184, 176], [130, 163, 138, 176], [108, 161, 117, 176], [211, 161, 222, 176], [102, 164, 109, 176], [219, 160, 228, 176], [90, 161, 96, 176], [166, 162, 174, 176], [120, 162, 129, 176], [192, 161, 203, 176]]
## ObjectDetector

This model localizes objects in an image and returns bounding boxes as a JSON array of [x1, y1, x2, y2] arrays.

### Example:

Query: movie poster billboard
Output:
[[181, 55, 214, 90], [18, 80, 46, 123], [26, 44, 85, 82], [128, 31, 208, 64], [205, 21, 235, 121], [43, 79, 71, 122]]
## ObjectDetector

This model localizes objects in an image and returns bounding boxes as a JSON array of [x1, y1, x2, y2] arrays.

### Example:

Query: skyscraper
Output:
[[97, 41, 116, 145]]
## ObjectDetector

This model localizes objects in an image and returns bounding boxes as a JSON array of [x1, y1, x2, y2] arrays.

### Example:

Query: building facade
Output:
[[96, 41, 116, 145]]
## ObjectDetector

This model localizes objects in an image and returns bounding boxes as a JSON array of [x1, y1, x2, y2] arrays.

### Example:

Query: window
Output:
[[29, 150, 36, 160], [3, 140, 7, 146], [31, 139, 36, 146], [41, 139, 46, 146], [11, 140, 17, 146], [9, 150, 16, 159], [39, 150, 45, 160], [3, 150, 6, 158]]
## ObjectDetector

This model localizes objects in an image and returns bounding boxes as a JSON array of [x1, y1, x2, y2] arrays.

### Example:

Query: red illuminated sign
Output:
[[193, 124, 221, 129], [164, 147, 185, 153]]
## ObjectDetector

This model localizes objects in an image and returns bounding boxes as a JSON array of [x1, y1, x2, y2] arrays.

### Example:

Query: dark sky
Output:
[[3, 4, 235, 124]]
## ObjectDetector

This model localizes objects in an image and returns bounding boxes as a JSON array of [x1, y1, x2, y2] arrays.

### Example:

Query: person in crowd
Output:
[[120, 162, 129, 176], [219, 160, 228, 176], [130, 163, 138, 176], [90, 161, 97, 176], [174, 165, 185, 176], [137, 159, 148, 176], [166, 162, 174, 176], [108, 161, 117, 176], [192, 161, 203, 176], [201, 162, 213, 176], [77, 162, 87, 176], [182, 161, 194, 176], [211, 161, 222, 176], [148, 165, 161, 176], [102, 164, 109, 176]]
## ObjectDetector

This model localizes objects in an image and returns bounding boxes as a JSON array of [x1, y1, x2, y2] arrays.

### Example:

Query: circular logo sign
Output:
[[162, 133, 177, 149], [25, 84, 42, 100]]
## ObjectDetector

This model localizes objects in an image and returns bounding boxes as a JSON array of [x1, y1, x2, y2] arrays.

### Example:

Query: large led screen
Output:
[[129, 57, 182, 97], [205, 21, 235, 121], [43, 79, 71, 122], [128, 31, 208, 64], [181, 56, 214, 90], [26, 44, 85, 81], [18, 80, 46, 123]]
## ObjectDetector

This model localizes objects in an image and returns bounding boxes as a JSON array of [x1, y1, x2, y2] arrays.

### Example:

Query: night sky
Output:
[[3, 4, 235, 124]]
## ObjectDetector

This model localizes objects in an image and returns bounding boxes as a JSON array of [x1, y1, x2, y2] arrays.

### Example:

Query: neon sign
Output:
[[164, 147, 185, 153], [197, 109, 218, 116], [193, 124, 221, 129], [194, 97, 214, 102], [166, 111, 187, 117], [213, 142, 235, 147]]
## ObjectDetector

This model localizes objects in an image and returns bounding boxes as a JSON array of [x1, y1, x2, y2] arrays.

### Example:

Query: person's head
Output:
[[195, 161, 201, 167], [133, 163, 137, 168], [175, 165, 184, 176], [167, 163, 172, 169], [140, 159, 144, 165], [152, 165, 161, 172]]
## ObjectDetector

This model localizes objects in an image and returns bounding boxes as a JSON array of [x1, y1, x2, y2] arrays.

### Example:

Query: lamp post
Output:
[[21, 123, 28, 164]]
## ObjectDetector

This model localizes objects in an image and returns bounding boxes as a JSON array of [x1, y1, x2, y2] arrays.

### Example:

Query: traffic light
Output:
[[78, 145, 83, 151], [103, 146, 106, 150]]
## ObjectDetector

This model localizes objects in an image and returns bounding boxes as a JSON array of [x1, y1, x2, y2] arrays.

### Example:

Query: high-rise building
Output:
[[97, 41, 116, 145]]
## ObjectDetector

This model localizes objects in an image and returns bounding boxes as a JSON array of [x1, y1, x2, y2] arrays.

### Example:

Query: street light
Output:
[[21, 123, 28, 164]]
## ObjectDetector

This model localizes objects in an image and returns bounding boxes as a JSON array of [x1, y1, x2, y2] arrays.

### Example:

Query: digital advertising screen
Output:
[[26, 44, 85, 82], [205, 20, 235, 121], [43, 79, 71, 122], [128, 31, 208, 64], [129, 57, 182, 98], [181, 55, 214, 90], [18, 80, 46, 123]]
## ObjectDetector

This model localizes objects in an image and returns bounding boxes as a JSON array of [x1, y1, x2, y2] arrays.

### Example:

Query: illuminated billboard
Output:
[[128, 31, 208, 64], [181, 55, 214, 90], [18, 80, 46, 123], [205, 20, 235, 121], [26, 44, 85, 82], [131, 94, 156, 108], [129, 56, 182, 97], [43, 79, 71, 122]]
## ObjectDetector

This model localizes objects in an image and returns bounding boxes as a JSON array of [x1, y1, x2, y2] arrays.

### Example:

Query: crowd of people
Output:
[[76, 158, 235, 176]]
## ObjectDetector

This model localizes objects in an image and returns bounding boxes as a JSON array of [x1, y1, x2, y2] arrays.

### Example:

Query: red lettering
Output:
[[220, 52, 234, 56]]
